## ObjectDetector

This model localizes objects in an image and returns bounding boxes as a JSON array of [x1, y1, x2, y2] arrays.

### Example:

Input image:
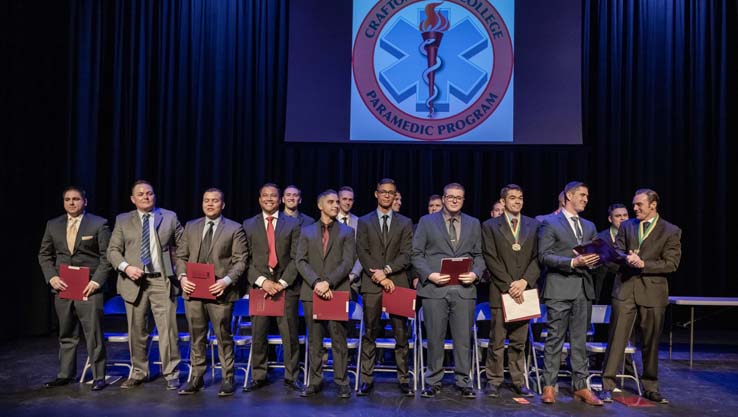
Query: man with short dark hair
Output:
[[599, 189, 681, 404], [538, 181, 602, 406], [243, 183, 303, 392], [282, 185, 315, 226], [413, 182, 484, 399], [176, 188, 248, 397], [481, 184, 539, 398], [338, 185, 362, 294], [297, 190, 356, 399], [356, 179, 414, 396], [38, 186, 112, 391], [490, 201, 505, 218], [427, 194, 442, 214], [107, 180, 183, 390], [594, 203, 629, 303]]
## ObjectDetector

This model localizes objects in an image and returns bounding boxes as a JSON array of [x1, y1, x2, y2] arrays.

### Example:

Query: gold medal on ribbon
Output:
[[512, 243, 521, 251]]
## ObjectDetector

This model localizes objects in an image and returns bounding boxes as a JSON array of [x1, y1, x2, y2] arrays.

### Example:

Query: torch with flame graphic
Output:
[[419, 1, 450, 117]]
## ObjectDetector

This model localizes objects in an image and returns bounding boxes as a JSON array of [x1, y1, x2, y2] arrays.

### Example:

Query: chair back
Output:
[[103, 295, 127, 315]]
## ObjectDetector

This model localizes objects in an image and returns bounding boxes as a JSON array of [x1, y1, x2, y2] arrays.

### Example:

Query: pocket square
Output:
[[81, 235, 94, 241]]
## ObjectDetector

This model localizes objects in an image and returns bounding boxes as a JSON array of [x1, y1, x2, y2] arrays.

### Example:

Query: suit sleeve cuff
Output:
[[278, 279, 289, 288], [222, 276, 233, 286], [255, 276, 267, 287], [118, 261, 130, 272]]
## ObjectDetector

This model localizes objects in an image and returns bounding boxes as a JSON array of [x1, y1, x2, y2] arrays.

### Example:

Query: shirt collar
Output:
[[68, 213, 85, 223], [263, 211, 279, 221], [137, 209, 155, 220], [442, 208, 461, 222], [562, 208, 579, 220], [204, 215, 222, 227], [376, 208, 393, 220]]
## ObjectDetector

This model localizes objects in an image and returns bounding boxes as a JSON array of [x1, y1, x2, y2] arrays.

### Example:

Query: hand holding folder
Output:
[[185, 262, 216, 300], [59, 264, 90, 301], [573, 238, 625, 265], [382, 287, 416, 318], [249, 288, 285, 316], [501, 289, 541, 322], [312, 291, 349, 321], [440, 257, 473, 286]]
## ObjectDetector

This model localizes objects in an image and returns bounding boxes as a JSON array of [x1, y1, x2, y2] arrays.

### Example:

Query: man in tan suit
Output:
[[176, 188, 248, 396], [107, 180, 183, 390]]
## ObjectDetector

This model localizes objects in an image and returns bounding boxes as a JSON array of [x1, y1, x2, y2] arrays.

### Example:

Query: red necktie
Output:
[[322, 223, 329, 255], [266, 216, 277, 269]]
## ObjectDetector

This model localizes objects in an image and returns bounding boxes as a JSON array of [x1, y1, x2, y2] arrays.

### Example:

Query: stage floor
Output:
[[1, 331, 736, 417]]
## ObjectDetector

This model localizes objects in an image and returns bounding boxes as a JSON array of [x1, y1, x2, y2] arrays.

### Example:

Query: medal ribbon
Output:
[[506, 214, 520, 244], [638, 215, 659, 249]]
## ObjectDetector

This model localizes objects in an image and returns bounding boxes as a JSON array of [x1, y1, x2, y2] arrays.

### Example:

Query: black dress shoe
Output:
[[644, 391, 669, 404], [44, 378, 75, 388], [300, 384, 321, 397], [512, 384, 535, 398], [421, 385, 441, 398], [599, 390, 613, 403], [91, 379, 106, 391], [177, 378, 204, 395], [399, 382, 414, 396], [218, 378, 235, 397], [459, 386, 476, 399], [284, 379, 303, 391], [120, 378, 144, 389], [243, 379, 268, 392], [357, 382, 373, 396], [338, 384, 352, 398], [485, 383, 500, 397]]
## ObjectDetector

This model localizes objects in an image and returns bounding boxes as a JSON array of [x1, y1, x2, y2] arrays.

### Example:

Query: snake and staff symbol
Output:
[[418, 1, 450, 118]]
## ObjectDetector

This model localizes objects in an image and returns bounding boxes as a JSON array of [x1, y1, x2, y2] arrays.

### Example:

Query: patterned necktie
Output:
[[322, 223, 329, 255], [67, 218, 79, 253], [448, 218, 458, 248], [572, 216, 583, 243], [141, 213, 152, 271], [198, 221, 214, 263], [382, 215, 389, 246], [266, 216, 278, 269]]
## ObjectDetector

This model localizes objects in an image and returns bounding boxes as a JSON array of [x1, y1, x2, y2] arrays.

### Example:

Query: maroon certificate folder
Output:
[[186, 262, 216, 300], [382, 287, 416, 318], [249, 288, 285, 317], [312, 291, 349, 321], [440, 257, 472, 286], [59, 264, 90, 301]]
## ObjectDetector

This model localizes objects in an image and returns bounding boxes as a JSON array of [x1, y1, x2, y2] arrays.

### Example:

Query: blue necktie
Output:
[[141, 213, 152, 271]]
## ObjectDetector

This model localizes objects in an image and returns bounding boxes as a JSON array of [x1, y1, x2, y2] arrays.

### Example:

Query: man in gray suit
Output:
[[338, 186, 362, 293], [296, 189, 356, 399], [175, 188, 248, 396], [413, 182, 485, 399], [599, 189, 681, 404], [282, 185, 315, 226], [38, 186, 112, 391], [481, 184, 540, 398], [538, 181, 602, 405], [107, 180, 183, 390], [243, 183, 302, 392], [356, 178, 414, 396]]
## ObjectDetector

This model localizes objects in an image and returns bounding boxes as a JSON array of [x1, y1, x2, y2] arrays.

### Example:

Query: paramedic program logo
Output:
[[353, 0, 513, 140]]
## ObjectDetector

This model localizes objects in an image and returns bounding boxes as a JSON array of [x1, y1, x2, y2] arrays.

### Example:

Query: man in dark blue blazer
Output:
[[413, 182, 485, 399], [538, 181, 603, 406]]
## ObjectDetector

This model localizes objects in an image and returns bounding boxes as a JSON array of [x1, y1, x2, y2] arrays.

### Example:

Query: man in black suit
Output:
[[38, 186, 112, 391], [355, 178, 414, 396], [599, 189, 681, 404], [413, 182, 485, 399], [296, 189, 356, 398], [538, 181, 602, 406], [481, 184, 539, 398], [242, 183, 303, 392], [175, 188, 248, 397], [282, 185, 315, 226], [594, 203, 629, 303]]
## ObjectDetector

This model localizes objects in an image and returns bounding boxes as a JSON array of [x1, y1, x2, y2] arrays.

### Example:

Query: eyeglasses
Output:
[[377, 190, 397, 196], [444, 195, 465, 202]]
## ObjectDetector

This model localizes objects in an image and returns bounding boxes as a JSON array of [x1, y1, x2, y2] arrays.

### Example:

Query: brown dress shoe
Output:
[[574, 388, 604, 406], [541, 386, 556, 404]]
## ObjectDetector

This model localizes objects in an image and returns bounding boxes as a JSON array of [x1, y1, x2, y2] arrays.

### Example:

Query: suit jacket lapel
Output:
[[557, 212, 578, 243], [324, 222, 338, 259], [498, 218, 515, 246], [369, 213, 384, 246], [207, 218, 225, 258], [193, 218, 205, 259], [435, 213, 455, 253], [274, 214, 286, 260], [72, 215, 90, 253], [518, 217, 534, 247], [154, 209, 164, 232]]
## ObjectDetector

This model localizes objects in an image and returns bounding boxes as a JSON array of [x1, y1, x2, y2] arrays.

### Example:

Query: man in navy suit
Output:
[[38, 186, 112, 391], [538, 181, 603, 406], [412, 182, 485, 399]]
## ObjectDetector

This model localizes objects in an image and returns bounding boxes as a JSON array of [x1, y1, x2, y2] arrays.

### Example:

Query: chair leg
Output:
[[244, 344, 253, 388], [80, 356, 92, 383]]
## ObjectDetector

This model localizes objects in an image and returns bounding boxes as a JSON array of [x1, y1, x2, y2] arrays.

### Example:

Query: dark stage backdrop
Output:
[[3, 0, 736, 340]]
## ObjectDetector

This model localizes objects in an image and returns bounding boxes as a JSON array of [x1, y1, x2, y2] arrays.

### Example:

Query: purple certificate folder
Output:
[[249, 288, 285, 317], [59, 264, 90, 301], [312, 291, 349, 321], [573, 238, 625, 264], [440, 257, 472, 285], [186, 262, 216, 300]]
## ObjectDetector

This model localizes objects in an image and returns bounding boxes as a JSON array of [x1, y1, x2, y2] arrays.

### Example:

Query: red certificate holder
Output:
[[249, 288, 286, 316], [440, 257, 472, 286], [59, 264, 90, 301], [312, 291, 350, 321], [382, 287, 417, 318], [185, 262, 216, 300]]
